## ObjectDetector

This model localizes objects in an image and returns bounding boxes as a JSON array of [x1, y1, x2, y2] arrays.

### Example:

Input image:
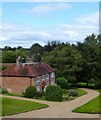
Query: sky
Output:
[[0, 2, 99, 48]]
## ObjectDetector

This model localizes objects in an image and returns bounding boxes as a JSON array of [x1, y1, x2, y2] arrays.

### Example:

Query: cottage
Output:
[[0, 61, 55, 94]]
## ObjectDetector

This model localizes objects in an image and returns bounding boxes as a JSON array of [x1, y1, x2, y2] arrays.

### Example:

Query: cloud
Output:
[[1, 11, 99, 48], [75, 12, 99, 26], [24, 3, 72, 14]]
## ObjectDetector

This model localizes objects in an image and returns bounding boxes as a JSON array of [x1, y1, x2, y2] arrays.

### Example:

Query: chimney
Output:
[[16, 56, 21, 67]]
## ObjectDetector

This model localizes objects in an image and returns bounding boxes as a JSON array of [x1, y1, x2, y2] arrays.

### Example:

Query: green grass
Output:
[[76, 88, 87, 97], [73, 92, 101, 114], [3, 92, 23, 97], [1, 97, 48, 116]]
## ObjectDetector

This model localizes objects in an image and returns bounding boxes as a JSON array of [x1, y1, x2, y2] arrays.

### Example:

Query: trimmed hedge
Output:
[[45, 85, 62, 102], [24, 86, 37, 98], [56, 77, 69, 89]]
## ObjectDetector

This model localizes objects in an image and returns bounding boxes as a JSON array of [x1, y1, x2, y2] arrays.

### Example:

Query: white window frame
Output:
[[51, 72, 55, 78], [42, 75, 44, 81], [36, 76, 40, 83], [46, 74, 49, 80]]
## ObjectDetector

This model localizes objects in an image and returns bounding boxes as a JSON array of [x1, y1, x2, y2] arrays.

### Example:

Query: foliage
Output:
[[69, 90, 78, 96], [45, 85, 62, 102], [62, 89, 68, 95], [35, 91, 42, 98], [43, 43, 82, 84], [56, 77, 69, 89], [0, 88, 9, 94], [24, 86, 37, 98], [30, 43, 43, 55], [0, 66, 7, 71], [95, 80, 101, 89]]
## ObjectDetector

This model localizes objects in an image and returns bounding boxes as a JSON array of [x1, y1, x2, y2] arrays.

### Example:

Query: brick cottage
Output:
[[0, 62, 55, 94]]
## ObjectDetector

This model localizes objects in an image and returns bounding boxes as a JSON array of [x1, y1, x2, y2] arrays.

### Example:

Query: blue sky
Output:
[[1, 2, 99, 48]]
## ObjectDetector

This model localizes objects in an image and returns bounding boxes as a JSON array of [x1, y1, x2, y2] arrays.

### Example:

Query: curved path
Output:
[[2, 88, 100, 118]]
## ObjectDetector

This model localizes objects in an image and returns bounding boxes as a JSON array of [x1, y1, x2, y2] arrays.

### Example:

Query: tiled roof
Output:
[[1, 63, 55, 77]]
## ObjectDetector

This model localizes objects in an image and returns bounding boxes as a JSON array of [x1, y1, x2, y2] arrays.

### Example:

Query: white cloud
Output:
[[24, 3, 71, 14], [1, 11, 99, 48], [75, 12, 99, 26]]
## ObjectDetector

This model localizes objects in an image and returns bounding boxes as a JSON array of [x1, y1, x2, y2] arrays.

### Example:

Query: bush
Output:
[[42, 91, 46, 96], [62, 89, 68, 95], [35, 91, 42, 98], [0, 88, 9, 94], [46, 85, 62, 102], [24, 86, 37, 98], [69, 90, 78, 96], [95, 80, 101, 89], [56, 77, 69, 89]]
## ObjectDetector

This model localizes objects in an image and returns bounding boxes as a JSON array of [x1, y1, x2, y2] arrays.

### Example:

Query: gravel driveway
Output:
[[2, 88, 100, 118]]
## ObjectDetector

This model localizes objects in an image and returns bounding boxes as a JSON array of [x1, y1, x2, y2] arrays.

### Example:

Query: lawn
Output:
[[1, 97, 48, 116], [73, 93, 101, 114], [75, 88, 87, 97]]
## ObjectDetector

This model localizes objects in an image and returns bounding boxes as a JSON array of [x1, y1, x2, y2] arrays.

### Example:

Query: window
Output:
[[46, 74, 49, 80], [42, 75, 44, 81], [51, 72, 55, 78], [36, 76, 40, 83]]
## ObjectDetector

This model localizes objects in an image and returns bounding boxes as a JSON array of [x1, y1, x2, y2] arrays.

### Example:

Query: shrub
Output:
[[95, 80, 101, 89], [56, 77, 69, 89], [62, 89, 68, 95], [45, 85, 62, 102], [35, 91, 42, 98], [0, 88, 9, 94], [24, 86, 37, 98], [69, 90, 78, 96], [42, 91, 46, 96]]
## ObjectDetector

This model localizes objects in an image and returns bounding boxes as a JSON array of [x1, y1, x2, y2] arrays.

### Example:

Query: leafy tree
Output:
[[43, 44, 82, 84], [44, 41, 60, 52], [76, 34, 101, 86], [2, 51, 16, 63], [30, 43, 43, 55]]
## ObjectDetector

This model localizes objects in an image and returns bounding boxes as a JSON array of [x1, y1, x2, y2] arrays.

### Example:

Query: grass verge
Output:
[[2, 97, 48, 116], [72, 91, 101, 114]]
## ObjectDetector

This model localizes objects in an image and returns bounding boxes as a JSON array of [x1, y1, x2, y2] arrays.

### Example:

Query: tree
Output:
[[44, 41, 60, 52], [76, 34, 101, 86], [2, 51, 16, 63], [30, 43, 43, 55], [43, 43, 82, 84]]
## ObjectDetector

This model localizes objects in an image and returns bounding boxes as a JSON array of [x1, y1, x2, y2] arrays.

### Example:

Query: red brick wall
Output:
[[1, 77, 31, 94], [0, 72, 55, 94]]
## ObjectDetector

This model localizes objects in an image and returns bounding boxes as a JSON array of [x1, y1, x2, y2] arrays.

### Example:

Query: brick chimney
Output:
[[16, 56, 21, 67]]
